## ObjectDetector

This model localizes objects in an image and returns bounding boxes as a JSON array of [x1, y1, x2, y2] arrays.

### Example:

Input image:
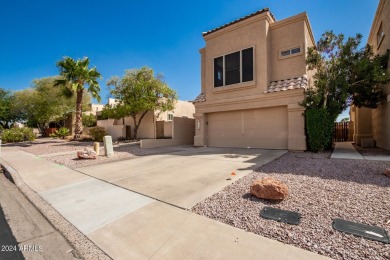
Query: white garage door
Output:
[[207, 106, 288, 149]]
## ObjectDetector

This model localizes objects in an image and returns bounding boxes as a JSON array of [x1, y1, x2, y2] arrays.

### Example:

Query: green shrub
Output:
[[306, 108, 334, 152], [1, 127, 35, 143], [88, 126, 107, 142], [82, 114, 97, 127], [53, 127, 70, 139]]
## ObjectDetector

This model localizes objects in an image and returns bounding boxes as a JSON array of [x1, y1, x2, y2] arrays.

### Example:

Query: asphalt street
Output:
[[0, 172, 80, 260]]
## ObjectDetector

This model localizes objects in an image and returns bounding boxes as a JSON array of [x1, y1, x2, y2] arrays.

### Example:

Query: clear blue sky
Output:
[[0, 0, 379, 111]]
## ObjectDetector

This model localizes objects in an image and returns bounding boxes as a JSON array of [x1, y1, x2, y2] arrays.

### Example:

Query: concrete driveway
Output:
[[77, 147, 286, 209]]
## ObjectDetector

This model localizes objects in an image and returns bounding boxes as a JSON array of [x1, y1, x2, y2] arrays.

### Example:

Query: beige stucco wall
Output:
[[164, 121, 173, 138], [96, 119, 126, 140], [106, 125, 126, 140], [124, 111, 156, 139], [97, 119, 115, 128], [172, 117, 195, 144], [353, 107, 373, 145], [157, 100, 195, 121], [203, 13, 270, 101], [269, 14, 312, 81], [140, 117, 195, 148], [194, 10, 313, 150], [366, 0, 390, 150]]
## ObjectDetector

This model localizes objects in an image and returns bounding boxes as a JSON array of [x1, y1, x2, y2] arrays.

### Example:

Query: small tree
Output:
[[302, 31, 390, 121], [13, 77, 83, 135], [82, 114, 97, 127], [106, 66, 177, 140], [0, 88, 18, 129], [55, 57, 101, 139], [302, 31, 390, 151]]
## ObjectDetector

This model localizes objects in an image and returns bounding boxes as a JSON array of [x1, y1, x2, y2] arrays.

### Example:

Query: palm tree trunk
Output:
[[74, 90, 83, 140]]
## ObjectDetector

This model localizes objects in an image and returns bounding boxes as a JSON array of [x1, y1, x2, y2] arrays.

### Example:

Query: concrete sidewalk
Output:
[[331, 142, 364, 160], [0, 148, 330, 260], [331, 142, 390, 161]]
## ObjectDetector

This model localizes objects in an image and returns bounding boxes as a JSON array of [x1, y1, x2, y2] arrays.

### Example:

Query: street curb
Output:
[[0, 158, 112, 260]]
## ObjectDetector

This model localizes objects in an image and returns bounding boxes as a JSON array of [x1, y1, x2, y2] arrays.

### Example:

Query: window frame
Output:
[[377, 22, 385, 49], [213, 46, 255, 88], [279, 44, 303, 60]]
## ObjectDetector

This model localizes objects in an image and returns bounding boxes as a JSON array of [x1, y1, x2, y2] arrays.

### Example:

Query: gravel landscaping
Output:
[[192, 152, 390, 260], [10, 138, 185, 169]]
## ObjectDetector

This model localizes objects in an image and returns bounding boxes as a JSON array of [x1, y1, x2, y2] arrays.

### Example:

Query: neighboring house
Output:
[[87, 104, 104, 115], [97, 100, 195, 140], [85, 98, 117, 116], [193, 8, 315, 150], [350, 0, 390, 149]]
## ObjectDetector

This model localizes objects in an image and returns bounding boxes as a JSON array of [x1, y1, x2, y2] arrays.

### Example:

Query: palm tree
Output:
[[55, 57, 101, 139]]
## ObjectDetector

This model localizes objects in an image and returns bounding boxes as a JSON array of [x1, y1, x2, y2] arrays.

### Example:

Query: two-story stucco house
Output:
[[351, 0, 390, 150], [193, 8, 315, 150]]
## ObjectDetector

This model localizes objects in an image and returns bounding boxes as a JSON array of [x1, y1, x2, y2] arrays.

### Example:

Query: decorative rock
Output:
[[250, 177, 288, 200], [384, 169, 390, 178], [77, 148, 97, 159]]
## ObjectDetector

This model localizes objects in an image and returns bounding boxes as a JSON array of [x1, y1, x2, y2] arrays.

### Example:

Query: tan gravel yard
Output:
[[192, 152, 390, 260]]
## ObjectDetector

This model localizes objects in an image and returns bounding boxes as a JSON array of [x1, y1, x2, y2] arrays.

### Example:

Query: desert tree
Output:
[[104, 66, 177, 139]]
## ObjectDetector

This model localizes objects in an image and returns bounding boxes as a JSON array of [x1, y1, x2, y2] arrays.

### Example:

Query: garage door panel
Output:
[[207, 107, 288, 149]]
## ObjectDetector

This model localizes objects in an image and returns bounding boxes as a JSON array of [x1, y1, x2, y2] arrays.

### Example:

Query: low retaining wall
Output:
[[140, 139, 181, 149]]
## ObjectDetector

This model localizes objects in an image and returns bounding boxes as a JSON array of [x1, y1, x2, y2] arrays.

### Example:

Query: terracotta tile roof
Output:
[[193, 93, 206, 103], [265, 75, 308, 93], [193, 75, 307, 103], [203, 8, 275, 37]]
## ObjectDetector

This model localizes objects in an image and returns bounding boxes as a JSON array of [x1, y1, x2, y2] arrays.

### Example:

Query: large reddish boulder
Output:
[[384, 169, 390, 178], [250, 177, 288, 200], [77, 148, 97, 159]]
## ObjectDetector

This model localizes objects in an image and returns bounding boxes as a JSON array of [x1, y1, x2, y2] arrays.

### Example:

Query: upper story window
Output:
[[377, 22, 385, 48], [214, 47, 253, 87], [281, 46, 301, 57], [168, 114, 173, 120]]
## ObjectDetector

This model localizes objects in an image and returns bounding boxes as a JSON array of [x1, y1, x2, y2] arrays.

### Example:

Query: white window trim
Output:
[[213, 46, 255, 88], [279, 44, 303, 60]]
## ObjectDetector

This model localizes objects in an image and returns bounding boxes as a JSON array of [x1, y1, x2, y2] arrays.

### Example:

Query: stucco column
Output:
[[194, 112, 208, 146], [287, 104, 306, 151], [353, 107, 373, 145]]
